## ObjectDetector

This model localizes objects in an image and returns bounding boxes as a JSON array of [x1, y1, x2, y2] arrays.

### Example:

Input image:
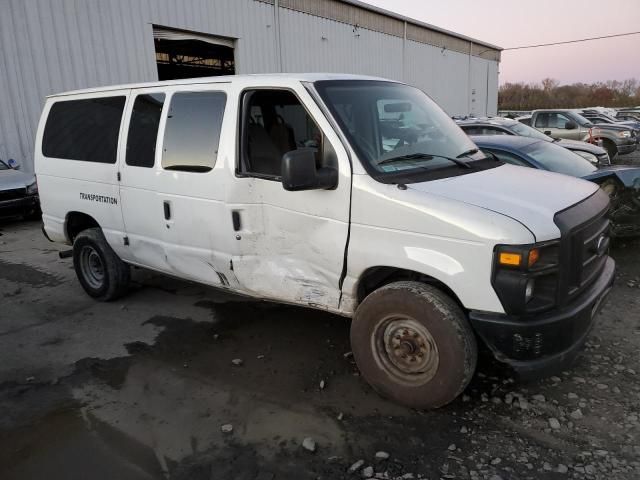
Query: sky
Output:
[[362, 0, 640, 86]]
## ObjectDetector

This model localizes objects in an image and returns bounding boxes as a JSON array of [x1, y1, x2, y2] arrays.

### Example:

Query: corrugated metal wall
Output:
[[0, 0, 499, 172], [278, 9, 405, 77]]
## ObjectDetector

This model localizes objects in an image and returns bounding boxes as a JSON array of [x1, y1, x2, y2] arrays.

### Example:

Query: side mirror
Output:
[[565, 121, 577, 130], [281, 149, 338, 191]]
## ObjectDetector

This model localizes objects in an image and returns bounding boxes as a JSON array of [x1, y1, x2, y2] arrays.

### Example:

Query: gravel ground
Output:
[[1, 219, 640, 480]]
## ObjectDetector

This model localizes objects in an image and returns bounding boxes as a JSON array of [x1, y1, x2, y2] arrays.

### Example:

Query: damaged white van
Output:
[[35, 74, 615, 408]]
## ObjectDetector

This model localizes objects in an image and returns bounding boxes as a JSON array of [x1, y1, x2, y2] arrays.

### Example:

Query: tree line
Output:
[[498, 78, 640, 110]]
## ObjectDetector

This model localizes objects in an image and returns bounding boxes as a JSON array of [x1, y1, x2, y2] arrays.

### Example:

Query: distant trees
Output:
[[499, 78, 640, 110]]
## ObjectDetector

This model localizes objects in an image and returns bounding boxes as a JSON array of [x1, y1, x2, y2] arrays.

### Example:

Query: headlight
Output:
[[574, 150, 598, 164], [618, 130, 632, 138], [26, 181, 38, 195], [492, 242, 559, 315]]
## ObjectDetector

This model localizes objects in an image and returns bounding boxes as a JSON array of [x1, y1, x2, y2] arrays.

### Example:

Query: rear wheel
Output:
[[73, 227, 130, 301], [351, 281, 477, 409]]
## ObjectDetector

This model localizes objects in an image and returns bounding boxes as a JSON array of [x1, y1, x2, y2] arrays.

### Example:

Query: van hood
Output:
[[0, 169, 35, 190], [407, 164, 599, 242]]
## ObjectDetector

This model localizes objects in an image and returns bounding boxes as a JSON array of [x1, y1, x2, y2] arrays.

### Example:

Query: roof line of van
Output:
[[45, 73, 395, 98]]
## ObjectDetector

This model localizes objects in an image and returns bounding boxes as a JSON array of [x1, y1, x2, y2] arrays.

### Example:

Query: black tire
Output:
[[602, 139, 617, 160], [351, 281, 477, 409], [73, 227, 130, 301]]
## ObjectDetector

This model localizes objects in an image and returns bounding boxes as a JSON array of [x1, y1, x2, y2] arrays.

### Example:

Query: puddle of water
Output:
[[0, 259, 63, 287], [72, 359, 346, 464], [0, 409, 165, 480]]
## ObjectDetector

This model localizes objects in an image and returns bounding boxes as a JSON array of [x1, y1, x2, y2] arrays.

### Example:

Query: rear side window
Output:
[[126, 93, 165, 168], [161, 91, 226, 172], [42, 97, 126, 163]]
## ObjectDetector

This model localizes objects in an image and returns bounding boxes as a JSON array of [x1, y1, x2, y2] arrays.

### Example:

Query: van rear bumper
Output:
[[469, 257, 615, 378]]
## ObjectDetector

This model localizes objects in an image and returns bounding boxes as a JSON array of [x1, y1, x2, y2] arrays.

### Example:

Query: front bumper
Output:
[[0, 195, 39, 217], [617, 141, 637, 155], [469, 257, 615, 378]]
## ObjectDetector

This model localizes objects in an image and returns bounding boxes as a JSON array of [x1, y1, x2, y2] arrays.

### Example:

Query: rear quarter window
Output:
[[161, 91, 227, 172], [42, 96, 126, 163]]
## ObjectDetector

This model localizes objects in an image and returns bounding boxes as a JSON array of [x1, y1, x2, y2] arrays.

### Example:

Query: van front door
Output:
[[228, 87, 351, 311]]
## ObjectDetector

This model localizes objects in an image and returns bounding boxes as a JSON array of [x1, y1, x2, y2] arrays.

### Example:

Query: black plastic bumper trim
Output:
[[469, 257, 615, 378]]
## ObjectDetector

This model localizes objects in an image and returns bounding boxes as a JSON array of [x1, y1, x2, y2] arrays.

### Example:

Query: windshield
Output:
[[522, 140, 597, 177], [0, 160, 9, 170], [509, 121, 553, 141], [314, 80, 485, 181]]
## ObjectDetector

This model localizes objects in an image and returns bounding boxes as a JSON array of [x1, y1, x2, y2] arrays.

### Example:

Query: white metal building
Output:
[[0, 0, 501, 173]]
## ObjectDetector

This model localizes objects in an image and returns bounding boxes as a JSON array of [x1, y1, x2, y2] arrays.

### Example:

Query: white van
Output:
[[35, 74, 614, 408]]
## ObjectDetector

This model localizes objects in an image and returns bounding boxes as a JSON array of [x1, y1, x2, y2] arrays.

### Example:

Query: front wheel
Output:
[[351, 281, 477, 409], [73, 227, 130, 301]]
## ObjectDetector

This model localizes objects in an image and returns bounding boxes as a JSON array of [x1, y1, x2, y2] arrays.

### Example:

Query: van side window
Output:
[[240, 90, 323, 178], [126, 93, 165, 168], [42, 97, 126, 163], [161, 91, 226, 172]]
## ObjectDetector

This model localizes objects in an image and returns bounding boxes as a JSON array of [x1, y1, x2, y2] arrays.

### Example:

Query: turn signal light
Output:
[[499, 252, 521, 266], [528, 248, 540, 267]]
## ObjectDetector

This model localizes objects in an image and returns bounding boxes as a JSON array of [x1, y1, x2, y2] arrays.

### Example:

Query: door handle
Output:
[[163, 201, 171, 220], [231, 211, 241, 231], [544, 130, 552, 135]]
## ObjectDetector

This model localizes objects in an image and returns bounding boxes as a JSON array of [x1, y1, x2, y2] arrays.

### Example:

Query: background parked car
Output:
[[471, 135, 640, 237], [521, 110, 637, 159], [616, 111, 640, 123], [455, 116, 610, 166], [0, 159, 39, 220], [579, 109, 640, 134]]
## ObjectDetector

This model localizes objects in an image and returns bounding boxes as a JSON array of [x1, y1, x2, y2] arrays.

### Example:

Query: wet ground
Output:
[[1, 219, 640, 480]]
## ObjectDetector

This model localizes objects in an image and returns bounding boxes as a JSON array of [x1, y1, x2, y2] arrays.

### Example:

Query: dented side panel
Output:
[[225, 81, 351, 311]]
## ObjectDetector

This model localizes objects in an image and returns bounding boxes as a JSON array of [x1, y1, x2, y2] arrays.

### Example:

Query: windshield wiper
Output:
[[377, 152, 472, 169], [456, 148, 479, 158]]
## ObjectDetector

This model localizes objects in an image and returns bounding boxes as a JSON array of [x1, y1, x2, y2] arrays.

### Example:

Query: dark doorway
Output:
[[154, 38, 235, 80]]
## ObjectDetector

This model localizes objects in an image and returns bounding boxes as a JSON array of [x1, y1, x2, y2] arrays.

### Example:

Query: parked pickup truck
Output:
[[522, 109, 637, 159], [35, 74, 615, 409]]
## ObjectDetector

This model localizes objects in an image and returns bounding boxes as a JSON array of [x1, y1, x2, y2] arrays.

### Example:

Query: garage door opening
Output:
[[153, 26, 235, 80]]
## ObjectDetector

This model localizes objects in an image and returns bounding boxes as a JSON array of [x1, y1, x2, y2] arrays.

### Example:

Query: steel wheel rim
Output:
[[372, 315, 440, 385], [80, 245, 105, 289]]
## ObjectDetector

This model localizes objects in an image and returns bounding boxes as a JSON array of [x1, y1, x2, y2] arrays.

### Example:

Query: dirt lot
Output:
[[1, 219, 640, 480]]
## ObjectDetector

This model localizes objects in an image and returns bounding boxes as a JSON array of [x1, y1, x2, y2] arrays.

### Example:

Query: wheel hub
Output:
[[375, 317, 440, 384], [80, 245, 105, 289]]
